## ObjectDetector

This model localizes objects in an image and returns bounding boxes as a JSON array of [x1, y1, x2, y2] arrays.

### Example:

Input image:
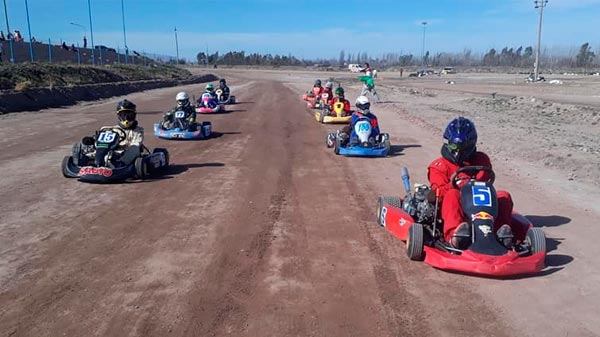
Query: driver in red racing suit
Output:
[[427, 117, 522, 249]]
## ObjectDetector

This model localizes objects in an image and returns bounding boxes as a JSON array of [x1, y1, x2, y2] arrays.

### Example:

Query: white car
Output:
[[348, 64, 361, 73]]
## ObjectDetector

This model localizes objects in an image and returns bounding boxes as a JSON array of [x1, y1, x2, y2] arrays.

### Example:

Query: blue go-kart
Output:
[[326, 118, 390, 157], [153, 111, 212, 140]]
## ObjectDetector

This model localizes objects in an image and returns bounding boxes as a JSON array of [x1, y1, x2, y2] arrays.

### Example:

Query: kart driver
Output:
[[95, 99, 144, 165], [427, 117, 521, 249], [205, 83, 217, 99], [217, 78, 230, 101], [333, 96, 380, 146], [311, 79, 324, 96], [329, 87, 351, 113], [199, 83, 218, 108], [321, 81, 334, 103], [161, 92, 197, 130]]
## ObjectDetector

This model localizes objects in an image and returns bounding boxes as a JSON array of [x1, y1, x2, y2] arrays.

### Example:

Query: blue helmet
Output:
[[442, 117, 477, 164]]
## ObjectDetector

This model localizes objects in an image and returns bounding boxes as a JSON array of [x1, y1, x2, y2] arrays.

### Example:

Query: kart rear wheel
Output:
[[526, 227, 546, 255], [135, 157, 148, 179], [376, 196, 401, 226], [407, 223, 425, 261]]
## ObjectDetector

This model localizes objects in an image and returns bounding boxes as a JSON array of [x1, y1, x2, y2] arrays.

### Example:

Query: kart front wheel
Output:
[[62, 156, 73, 178], [153, 148, 170, 168], [526, 227, 546, 255], [407, 223, 425, 261], [334, 136, 341, 155]]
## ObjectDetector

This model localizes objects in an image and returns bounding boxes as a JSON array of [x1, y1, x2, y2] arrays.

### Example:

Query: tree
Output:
[[338, 50, 345, 65], [575, 42, 595, 68], [196, 52, 207, 65]]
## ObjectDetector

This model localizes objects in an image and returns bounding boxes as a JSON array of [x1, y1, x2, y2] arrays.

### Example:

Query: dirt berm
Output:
[[0, 74, 218, 114]]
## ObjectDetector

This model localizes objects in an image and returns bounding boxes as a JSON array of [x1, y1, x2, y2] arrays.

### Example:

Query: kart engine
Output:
[[413, 184, 435, 224]]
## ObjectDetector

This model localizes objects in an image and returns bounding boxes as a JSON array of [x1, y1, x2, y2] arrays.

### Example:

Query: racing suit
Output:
[[96, 123, 144, 165], [321, 87, 333, 103], [340, 110, 380, 145], [162, 105, 197, 130], [427, 152, 522, 243], [218, 84, 230, 101], [359, 75, 380, 102], [329, 97, 351, 114]]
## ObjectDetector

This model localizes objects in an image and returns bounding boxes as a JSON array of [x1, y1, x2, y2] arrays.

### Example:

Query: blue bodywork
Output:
[[153, 122, 212, 140], [338, 143, 389, 157]]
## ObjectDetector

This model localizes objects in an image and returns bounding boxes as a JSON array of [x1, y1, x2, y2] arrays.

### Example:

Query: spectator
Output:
[[7, 32, 13, 40], [14, 30, 22, 42], [62, 41, 69, 50], [400, 68, 403, 77], [31, 36, 36, 43], [83, 36, 87, 48], [0, 31, 5, 41]]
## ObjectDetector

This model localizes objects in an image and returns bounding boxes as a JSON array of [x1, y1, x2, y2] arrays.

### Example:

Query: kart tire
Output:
[[319, 109, 325, 123], [376, 196, 401, 226], [153, 148, 170, 168], [135, 157, 148, 179], [526, 227, 546, 255], [334, 135, 341, 155], [62, 156, 72, 178], [407, 223, 425, 261]]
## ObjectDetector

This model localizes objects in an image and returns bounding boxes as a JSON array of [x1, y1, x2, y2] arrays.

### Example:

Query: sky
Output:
[[2, 0, 599, 61]]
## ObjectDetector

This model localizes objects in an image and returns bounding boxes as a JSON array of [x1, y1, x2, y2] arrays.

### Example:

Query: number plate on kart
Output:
[[175, 111, 185, 118], [97, 131, 116, 143], [472, 186, 492, 207]]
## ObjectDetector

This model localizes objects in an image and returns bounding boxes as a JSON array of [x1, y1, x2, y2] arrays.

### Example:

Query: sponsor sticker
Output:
[[78, 167, 113, 177], [478, 225, 493, 236], [471, 211, 494, 221]]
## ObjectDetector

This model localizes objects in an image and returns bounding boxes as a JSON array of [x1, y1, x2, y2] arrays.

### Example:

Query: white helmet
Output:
[[176, 91, 190, 108], [325, 81, 333, 89], [355, 95, 370, 111]]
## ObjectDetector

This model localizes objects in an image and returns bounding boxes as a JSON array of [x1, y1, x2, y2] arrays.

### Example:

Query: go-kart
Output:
[[326, 118, 390, 157], [376, 166, 546, 277], [62, 127, 169, 183], [315, 100, 352, 124], [215, 88, 235, 104], [302, 87, 323, 109], [153, 111, 212, 140], [195, 93, 225, 113]]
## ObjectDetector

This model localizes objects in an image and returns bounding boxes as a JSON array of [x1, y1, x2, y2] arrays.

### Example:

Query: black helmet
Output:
[[314, 79, 322, 86], [115, 99, 137, 129], [219, 78, 226, 84], [441, 117, 478, 164]]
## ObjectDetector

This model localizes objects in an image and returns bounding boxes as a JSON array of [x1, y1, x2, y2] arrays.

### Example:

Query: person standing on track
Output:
[[357, 62, 380, 102]]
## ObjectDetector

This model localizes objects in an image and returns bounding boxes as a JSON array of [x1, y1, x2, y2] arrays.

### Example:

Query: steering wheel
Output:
[[450, 166, 495, 189]]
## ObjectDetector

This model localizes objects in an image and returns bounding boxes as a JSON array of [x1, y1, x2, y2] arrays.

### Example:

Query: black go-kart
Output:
[[62, 127, 169, 183]]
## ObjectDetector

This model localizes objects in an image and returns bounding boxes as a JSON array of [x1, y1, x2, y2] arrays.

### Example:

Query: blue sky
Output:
[[2, 0, 599, 60]]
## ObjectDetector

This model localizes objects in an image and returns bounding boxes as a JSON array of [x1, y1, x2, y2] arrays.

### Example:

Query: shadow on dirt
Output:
[[526, 215, 571, 227], [166, 162, 225, 175], [388, 144, 421, 157], [210, 131, 242, 139], [137, 110, 165, 116]]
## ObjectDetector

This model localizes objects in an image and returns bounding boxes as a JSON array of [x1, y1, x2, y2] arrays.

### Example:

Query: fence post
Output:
[[48, 38, 51, 63], [99, 46, 102, 65]]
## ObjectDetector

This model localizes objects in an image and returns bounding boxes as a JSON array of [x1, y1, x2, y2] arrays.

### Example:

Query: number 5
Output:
[[472, 186, 492, 207]]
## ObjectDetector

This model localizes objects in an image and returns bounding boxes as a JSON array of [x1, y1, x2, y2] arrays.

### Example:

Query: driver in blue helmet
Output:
[[427, 117, 520, 249]]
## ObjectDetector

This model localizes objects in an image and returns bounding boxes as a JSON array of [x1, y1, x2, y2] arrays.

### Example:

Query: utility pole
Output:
[[121, 0, 128, 64], [174, 27, 179, 65], [533, 0, 548, 81], [421, 21, 428, 68], [87, 0, 95, 65], [24, 0, 34, 62], [2, 0, 14, 62]]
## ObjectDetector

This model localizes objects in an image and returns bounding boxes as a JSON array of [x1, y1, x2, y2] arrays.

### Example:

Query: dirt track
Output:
[[0, 70, 599, 336]]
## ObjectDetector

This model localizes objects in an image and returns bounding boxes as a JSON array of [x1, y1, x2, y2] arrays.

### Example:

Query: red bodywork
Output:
[[302, 87, 324, 108], [381, 202, 545, 276]]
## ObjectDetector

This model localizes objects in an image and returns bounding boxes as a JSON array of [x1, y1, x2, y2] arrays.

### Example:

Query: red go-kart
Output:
[[376, 166, 546, 277], [302, 87, 325, 109]]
